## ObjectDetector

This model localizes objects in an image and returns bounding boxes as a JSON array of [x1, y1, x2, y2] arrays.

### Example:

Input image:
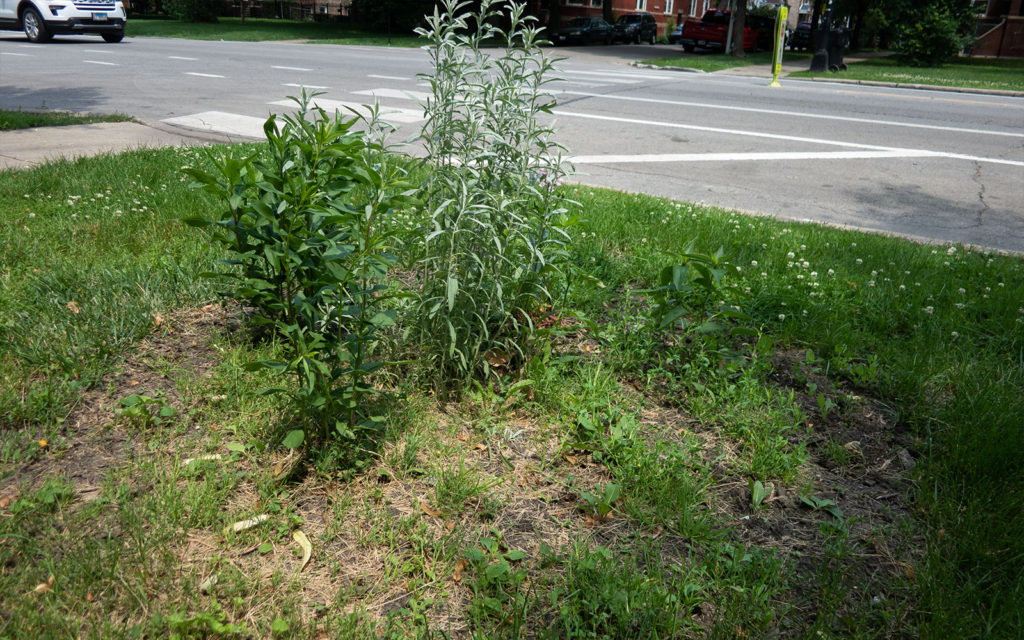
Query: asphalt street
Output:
[[2, 35, 1022, 252]]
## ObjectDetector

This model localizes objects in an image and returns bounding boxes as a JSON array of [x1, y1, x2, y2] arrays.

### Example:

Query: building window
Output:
[[664, 0, 673, 13], [590, 0, 603, 7], [635, 0, 647, 10]]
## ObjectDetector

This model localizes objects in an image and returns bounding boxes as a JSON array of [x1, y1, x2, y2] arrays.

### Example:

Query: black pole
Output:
[[387, 0, 392, 46], [810, 0, 832, 72]]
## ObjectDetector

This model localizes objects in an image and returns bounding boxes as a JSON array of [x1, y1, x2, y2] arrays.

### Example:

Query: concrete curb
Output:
[[631, 62, 707, 73], [804, 76, 1024, 97]]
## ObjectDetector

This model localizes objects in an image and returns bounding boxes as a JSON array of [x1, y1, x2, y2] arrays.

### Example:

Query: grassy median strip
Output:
[[125, 16, 423, 46], [1, 142, 1021, 638], [788, 55, 1024, 92], [0, 109, 133, 131]]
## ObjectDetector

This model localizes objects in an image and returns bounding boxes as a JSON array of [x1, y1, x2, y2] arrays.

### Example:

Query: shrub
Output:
[[184, 94, 417, 445], [350, 0, 438, 33], [893, 0, 974, 66], [164, 0, 224, 22], [414, 0, 576, 388]]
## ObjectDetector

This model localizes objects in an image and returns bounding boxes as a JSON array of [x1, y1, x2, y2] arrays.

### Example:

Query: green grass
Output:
[[2, 147, 1022, 638], [125, 16, 423, 46], [789, 55, 1024, 91], [642, 50, 812, 72], [0, 109, 133, 131]]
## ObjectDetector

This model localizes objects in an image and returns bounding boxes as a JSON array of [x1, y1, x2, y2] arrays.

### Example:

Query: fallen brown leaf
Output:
[[420, 502, 443, 517], [66, 301, 80, 314], [152, 313, 163, 328], [0, 495, 12, 510], [32, 575, 55, 594], [453, 558, 468, 583]]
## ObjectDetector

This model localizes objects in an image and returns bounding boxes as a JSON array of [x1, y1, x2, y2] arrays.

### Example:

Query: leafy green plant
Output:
[[185, 93, 417, 445], [579, 482, 620, 522], [750, 479, 771, 509], [116, 392, 176, 428], [462, 534, 529, 628], [801, 494, 844, 520], [161, 601, 246, 639], [413, 0, 576, 387]]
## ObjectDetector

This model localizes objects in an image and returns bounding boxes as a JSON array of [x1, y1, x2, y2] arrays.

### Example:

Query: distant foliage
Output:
[[165, 0, 224, 22], [350, 0, 438, 33], [892, 0, 974, 66]]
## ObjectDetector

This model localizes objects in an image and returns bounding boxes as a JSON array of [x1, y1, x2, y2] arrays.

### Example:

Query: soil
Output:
[[0, 310, 920, 637]]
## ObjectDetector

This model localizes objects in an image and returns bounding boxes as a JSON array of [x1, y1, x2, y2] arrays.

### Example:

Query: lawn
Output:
[[1, 137, 1021, 638], [641, 50, 812, 72], [0, 109, 133, 131], [788, 55, 1024, 92], [125, 16, 423, 46]]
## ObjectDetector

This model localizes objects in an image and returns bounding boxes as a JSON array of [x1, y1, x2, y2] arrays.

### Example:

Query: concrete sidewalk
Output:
[[0, 120, 227, 171]]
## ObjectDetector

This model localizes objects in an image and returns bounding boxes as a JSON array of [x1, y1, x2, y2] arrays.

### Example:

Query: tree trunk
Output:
[[730, 0, 747, 56], [810, 0, 826, 50]]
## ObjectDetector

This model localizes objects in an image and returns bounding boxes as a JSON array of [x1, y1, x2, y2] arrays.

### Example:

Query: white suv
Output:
[[0, 0, 126, 43]]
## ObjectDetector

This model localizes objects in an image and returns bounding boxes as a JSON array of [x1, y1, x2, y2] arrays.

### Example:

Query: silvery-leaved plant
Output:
[[414, 0, 577, 389]]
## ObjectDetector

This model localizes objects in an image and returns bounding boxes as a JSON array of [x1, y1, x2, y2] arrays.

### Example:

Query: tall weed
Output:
[[414, 0, 576, 387], [185, 95, 417, 444]]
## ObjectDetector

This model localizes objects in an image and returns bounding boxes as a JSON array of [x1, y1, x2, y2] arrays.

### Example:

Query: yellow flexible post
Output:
[[770, 6, 789, 87]]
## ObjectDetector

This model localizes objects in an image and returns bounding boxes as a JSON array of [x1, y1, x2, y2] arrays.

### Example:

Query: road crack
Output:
[[971, 161, 990, 228]]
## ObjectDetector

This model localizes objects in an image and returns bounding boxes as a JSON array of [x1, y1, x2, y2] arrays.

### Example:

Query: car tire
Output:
[[683, 43, 695, 53], [102, 31, 124, 43], [22, 7, 52, 43], [649, 33, 656, 45], [633, 33, 640, 44]]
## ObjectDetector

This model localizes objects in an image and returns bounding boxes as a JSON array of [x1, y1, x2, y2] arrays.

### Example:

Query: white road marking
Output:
[[558, 74, 640, 85], [551, 79, 607, 88], [554, 90, 1024, 138], [0, 52, 30, 57], [368, 74, 410, 80], [184, 72, 225, 78], [84, 60, 118, 66], [168, 56, 198, 60], [553, 109, 1024, 167], [162, 111, 268, 138], [352, 88, 431, 102], [269, 98, 424, 124], [561, 68, 678, 81], [272, 65, 312, 71], [569, 150, 943, 164], [282, 83, 329, 89], [82, 49, 115, 54]]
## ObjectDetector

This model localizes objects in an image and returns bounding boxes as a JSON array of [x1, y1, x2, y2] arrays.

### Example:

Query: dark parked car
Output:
[[612, 12, 658, 44], [789, 21, 813, 51], [552, 17, 614, 46], [668, 23, 684, 44]]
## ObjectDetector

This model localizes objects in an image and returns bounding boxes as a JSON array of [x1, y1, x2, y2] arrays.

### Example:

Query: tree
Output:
[[890, 0, 975, 65], [351, 0, 439, 33], [728, 0, 748, 57]]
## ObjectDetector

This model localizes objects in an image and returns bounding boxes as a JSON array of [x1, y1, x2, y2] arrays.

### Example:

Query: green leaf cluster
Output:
[[413, 0, 577, 389], [184, 93, 417, 445]]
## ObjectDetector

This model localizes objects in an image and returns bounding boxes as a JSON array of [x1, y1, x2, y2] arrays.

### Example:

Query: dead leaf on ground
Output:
[[31, 575, 55, 594], [152, 313, 163, 328], [223, 514, 269, 535], [420, 502, 443, 517], [293, 529, 312, 571], [0, 495, 12, 510], [453, 558, 468, 583], [66, 301, 80, 315]]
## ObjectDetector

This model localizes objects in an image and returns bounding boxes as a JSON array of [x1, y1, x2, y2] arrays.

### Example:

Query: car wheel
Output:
[[102, 31, 124, 43], [683, 43, 695, 53], [633, 33, 640, 44], [22, 7, 52, 43], [649, 33, 656, 45]]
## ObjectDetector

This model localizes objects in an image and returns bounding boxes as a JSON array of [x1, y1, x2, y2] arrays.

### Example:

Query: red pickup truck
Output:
[[678, 10, 762, 53]]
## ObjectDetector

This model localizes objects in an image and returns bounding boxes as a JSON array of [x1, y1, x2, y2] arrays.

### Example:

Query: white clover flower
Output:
[[851, 242, 857, 247], [827, 269, 835, 276], [947, 246, 956, 256], [868, 280, 875, 287], [856, 259, 863, 265], [751, 260, 758, 267], [951, 331, 959, 339], [787, 252, 795, 259], [797, 274, 804, 280], [923, 306, 934, 314], [871, 270, 878, 277], [800, 245, 806, 251], [899, 285, 906, 291], [958, 288, 966, 295], [955, 303, 965, 309], [778, 314, 786, 321]]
